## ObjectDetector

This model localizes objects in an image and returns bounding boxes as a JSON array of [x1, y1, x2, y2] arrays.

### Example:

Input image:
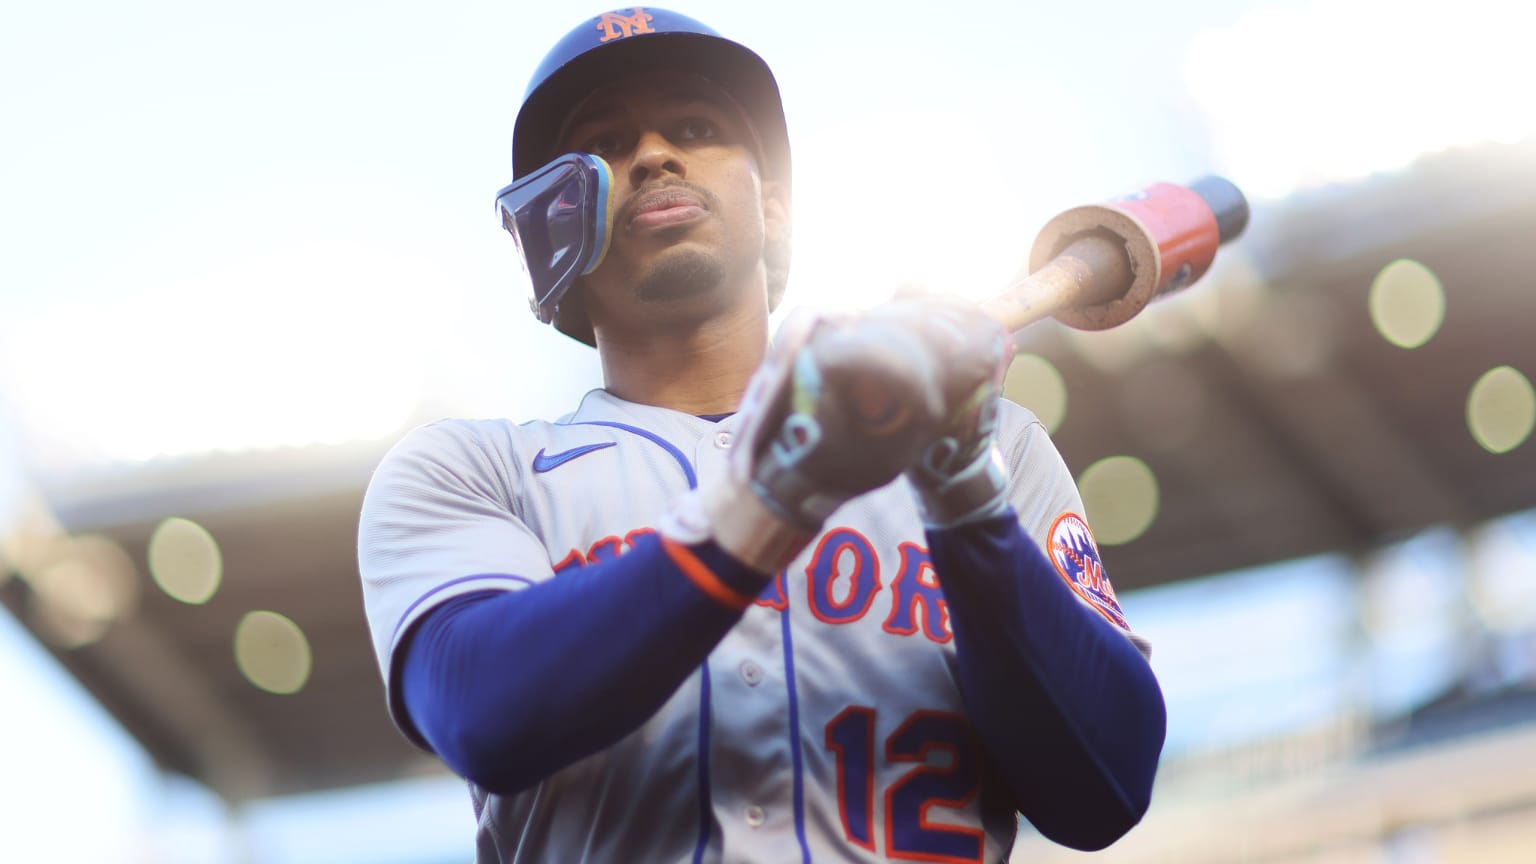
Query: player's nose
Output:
[[627, 128, 685, 187]]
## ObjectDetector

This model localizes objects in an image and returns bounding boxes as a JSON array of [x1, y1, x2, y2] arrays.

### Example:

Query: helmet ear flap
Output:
[[494, 153, 614, 336]]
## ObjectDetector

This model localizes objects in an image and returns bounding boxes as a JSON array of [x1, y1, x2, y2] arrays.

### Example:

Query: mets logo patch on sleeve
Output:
[[1047, 513, 1129, 630]]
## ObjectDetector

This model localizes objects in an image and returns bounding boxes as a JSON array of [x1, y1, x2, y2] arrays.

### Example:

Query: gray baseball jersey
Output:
[[358, 387, 1139, 863]]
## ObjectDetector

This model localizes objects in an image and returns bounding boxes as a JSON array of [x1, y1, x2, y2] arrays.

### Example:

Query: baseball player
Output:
[[358, 8, 1166, 863]]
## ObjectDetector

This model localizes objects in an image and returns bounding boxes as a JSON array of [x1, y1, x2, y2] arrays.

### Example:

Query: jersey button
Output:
[[739, 660, 763, 686], [714, 431, 733, 449], [744, 805, 765, 828]]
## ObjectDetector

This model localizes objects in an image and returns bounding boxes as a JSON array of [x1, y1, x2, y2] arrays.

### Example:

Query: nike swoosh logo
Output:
[[532, 442, 616, 473]]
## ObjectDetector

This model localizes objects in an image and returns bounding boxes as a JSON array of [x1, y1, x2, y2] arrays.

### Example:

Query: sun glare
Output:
[[784, 90, 1084, 314]]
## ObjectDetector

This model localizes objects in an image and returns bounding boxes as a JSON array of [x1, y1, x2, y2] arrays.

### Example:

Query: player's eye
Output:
[[581, 130, 627, 159], [676, 117, 717, 142]]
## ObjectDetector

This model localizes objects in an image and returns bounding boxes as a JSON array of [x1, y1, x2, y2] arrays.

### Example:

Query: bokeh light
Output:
[[234, 611, 312, 696], [1077, 455, 1161, 545], [27, 534, 139, 648], [1466, 366, 1536, 454], [1, 498, 68, 578], [1369, 259, 1445, 349], [147, 517, 223, 605], [1002, 353, 1067, 433]]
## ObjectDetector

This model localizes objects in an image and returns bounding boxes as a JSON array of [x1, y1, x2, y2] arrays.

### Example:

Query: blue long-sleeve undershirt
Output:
[[398, 533, 766, 795], [927, 510, 1167, 851]]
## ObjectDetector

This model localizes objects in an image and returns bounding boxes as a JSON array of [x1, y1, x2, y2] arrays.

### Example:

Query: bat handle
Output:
[[979, 231, 1131, 333]]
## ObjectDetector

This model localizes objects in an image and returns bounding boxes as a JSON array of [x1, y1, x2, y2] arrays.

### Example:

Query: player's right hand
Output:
[[659, 308, 948, 574], [749, 313, 947, 528], [794, 296, 1014, 529]]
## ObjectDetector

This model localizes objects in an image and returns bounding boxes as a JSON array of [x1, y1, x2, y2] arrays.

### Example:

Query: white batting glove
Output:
[[887, 298, 1016, 529]]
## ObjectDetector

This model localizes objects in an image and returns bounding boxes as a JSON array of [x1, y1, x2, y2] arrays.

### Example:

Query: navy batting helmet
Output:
[[508, 7, 792, 345]]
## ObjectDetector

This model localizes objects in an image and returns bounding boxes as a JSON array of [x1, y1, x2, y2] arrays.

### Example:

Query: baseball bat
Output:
[[978, 176, 1249, 333]]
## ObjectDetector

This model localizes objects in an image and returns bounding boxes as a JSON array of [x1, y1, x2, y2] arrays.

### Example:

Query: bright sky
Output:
[[2, 0, 1532, 860], [0, 0, 1270, 471], [3, 0, 1527, 467]]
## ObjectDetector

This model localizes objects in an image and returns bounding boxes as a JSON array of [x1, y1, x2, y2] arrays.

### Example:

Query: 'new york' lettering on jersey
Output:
[[555, 525, 957, 644], [358, 388, 1142, 863]]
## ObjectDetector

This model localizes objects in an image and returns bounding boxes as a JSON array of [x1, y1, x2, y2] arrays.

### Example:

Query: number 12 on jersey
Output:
[[824, 706, 985, 863]]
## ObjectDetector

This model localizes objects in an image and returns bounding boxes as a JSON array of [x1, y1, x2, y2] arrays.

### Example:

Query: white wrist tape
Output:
[[657, 482, 818, 575]]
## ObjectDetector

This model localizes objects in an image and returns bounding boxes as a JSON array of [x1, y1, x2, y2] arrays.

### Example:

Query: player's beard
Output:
[[630, 247, 731, 306]]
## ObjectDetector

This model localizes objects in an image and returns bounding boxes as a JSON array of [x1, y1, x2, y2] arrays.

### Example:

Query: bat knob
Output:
[[1189, 175, 1250, 245]]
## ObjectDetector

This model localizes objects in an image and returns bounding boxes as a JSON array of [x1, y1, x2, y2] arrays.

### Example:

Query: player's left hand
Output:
[[880, 296, 1016, 528]]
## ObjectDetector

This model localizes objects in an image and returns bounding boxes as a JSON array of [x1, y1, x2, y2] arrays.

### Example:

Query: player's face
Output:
[[558, 70, 786, 332]]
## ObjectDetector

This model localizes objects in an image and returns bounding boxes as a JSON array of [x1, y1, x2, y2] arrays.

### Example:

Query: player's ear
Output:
[[762, 179, 792, 310], [761, 178, 789, 238]]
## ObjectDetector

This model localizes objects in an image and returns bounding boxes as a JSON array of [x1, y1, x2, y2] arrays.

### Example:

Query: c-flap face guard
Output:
[[495, 152, 615, 323]]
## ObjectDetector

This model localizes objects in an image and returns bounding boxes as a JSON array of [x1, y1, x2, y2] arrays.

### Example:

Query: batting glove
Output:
[[891, 298, 1016, 529], [661, 308, 948, 572]]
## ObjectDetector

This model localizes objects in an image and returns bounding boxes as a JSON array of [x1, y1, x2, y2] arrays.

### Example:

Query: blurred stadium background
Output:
[[3, 1, 1534, 861]]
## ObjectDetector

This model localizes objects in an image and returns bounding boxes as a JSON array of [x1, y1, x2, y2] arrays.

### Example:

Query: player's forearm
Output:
[[399, 532, 767, 795], [928, 511, 1166, 851]]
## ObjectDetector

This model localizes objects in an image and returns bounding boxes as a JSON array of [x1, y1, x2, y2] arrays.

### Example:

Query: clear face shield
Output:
[[494, 153, 615, 324]]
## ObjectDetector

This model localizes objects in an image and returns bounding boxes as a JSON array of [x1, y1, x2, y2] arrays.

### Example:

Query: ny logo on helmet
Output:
[[597, 8, 655, 43]]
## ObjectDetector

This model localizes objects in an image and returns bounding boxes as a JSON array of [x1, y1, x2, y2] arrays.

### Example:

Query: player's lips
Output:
[[624, 186, 709, 231]]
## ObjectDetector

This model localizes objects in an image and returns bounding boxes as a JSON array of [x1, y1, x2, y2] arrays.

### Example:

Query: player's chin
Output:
[[631, 247, 730, 304]]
